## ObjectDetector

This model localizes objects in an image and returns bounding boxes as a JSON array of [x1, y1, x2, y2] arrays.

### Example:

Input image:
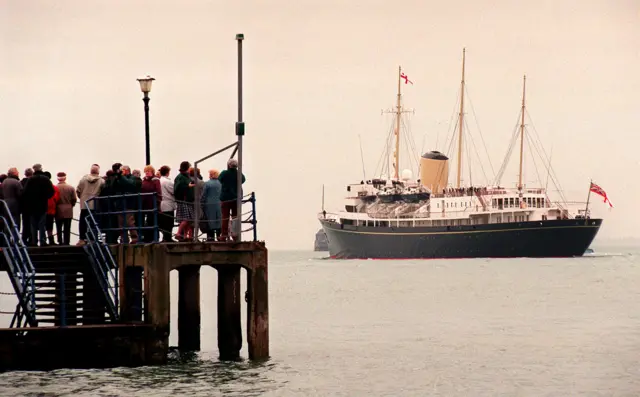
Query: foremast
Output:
[[456, 48, 466, 188], [383, 66, 413, 180], [518, 75, 526, 191]]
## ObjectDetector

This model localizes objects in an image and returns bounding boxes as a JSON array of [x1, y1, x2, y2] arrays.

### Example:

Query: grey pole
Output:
[[235, 33, 244, 242]]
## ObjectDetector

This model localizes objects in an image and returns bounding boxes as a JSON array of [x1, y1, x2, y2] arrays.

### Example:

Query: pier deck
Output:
[[0, 241, 268, 371]]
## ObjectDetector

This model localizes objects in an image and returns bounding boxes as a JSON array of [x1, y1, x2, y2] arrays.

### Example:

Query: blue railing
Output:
[[0, 200, 37, 327], [88, 193, 159, 243]]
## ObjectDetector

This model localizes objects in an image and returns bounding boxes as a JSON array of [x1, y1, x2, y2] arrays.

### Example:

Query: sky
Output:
[[1, 0, 638, 249]]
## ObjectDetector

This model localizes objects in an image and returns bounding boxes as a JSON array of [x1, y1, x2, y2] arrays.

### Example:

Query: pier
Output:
[[0, 240, 268, 371]]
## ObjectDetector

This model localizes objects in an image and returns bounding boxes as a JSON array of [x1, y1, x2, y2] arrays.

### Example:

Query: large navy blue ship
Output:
[[318, 53, 604, 259]]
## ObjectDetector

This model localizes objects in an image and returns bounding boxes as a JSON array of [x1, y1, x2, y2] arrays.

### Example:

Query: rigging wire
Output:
[[464, 84, 496, 179]]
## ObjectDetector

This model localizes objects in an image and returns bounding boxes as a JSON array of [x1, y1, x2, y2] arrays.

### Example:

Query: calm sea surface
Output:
[[0, 243, 639, 396]]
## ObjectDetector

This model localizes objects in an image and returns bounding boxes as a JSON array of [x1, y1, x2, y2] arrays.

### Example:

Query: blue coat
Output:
[[202, 179, 222, 230]]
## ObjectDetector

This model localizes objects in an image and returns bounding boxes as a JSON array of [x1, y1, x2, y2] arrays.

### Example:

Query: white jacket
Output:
[[159, 176, 176, 212]]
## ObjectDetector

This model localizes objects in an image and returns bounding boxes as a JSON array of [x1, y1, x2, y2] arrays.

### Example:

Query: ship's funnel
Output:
[[419, 151, 449, 193]]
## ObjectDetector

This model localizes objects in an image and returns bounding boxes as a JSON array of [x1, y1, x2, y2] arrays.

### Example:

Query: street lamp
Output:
[[137, 75, 155, 165]]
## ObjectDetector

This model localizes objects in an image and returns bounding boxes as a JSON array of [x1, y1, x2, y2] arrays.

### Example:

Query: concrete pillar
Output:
[[121, 267, 143, 322], [247, 249, 269, 360], [217, 266, 242, 360], [178, 265, 201, 351], [143, 247, 171, 364], [83, 270, 105, 325]]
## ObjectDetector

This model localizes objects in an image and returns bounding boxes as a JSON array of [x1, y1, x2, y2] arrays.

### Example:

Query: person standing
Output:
[[55, 172, 77, 245], [202, 169, 222, 241], [22, 164, 54, 246], [218, 158, 245, 242], [158, 165, 176, 242], [76, 164, 104, 245]]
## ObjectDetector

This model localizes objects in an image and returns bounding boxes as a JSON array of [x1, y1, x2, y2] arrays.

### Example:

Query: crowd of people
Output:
[[0, 159, 246, 247]]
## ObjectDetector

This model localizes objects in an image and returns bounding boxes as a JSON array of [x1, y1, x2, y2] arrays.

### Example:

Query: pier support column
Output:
[[217, 266, 242, 360], [83, 270, 105, 325], [121, 267, 144, 322], [247, 249, 269, 360], [178, 265, 201, 351], [144, 248, 171, 364]]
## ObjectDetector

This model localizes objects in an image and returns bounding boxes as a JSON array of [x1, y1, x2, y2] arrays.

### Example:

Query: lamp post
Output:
[[137, 75, 155, 165]]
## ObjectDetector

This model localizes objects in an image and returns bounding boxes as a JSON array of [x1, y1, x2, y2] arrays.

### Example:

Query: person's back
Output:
[[219, 168, 246, 203], [23, 170, 54, 215]]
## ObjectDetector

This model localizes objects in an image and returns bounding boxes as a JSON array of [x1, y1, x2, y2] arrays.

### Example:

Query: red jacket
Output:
[[47, 185, 60, 215]]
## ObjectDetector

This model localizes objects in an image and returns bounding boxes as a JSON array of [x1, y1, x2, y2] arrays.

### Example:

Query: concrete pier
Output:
[[0, 241, 269, 371]]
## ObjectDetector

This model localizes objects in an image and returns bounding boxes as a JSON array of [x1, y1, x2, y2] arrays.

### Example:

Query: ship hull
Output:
[[319, 218, 602, 259]]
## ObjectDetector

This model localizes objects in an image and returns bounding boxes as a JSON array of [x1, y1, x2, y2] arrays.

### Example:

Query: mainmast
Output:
[[393, 66, 402, 180], [518, 75, 526, 190], [455, 48, 466, 188]]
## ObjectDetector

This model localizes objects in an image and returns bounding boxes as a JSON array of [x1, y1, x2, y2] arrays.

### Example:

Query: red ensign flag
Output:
[[400, 72, 413, 85], [590, 182, 613, 208]]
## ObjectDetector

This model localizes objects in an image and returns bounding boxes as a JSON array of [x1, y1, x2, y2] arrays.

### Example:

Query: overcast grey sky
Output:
[[1, 0, 638, 249]]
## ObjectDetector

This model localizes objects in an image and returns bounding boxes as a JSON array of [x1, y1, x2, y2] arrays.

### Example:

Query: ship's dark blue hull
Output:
[[319, 218, 602, 259]]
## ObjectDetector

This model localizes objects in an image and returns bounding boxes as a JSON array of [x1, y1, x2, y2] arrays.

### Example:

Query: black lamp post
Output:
[[137, 75, 155, 165]]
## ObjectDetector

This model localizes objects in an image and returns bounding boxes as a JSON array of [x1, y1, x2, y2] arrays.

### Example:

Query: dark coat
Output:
[[219, 168, 246, 202], [22, 171, 54, 215], [2, 176, 22, 219], [174, 172, 194, 203], [140, 176, 162, 210]]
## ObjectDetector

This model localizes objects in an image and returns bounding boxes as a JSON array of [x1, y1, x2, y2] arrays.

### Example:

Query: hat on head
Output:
[[57, 172, 66, 178]]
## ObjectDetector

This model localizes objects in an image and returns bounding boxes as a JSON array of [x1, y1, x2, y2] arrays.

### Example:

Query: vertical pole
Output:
[[235, 33, 245, 242], [518, 75, 526, 191], [251, 192, 257, 242], [394, 66, 401, 180], [193, 161, 200, 242], [584, 179, 592, 219], [456, 48, 466, 189], [143, 94, 151, 166]]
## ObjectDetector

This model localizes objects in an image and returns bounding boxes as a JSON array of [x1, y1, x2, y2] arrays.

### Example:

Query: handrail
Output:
[[83, 197, 122, 321], [0, 199, 37, 327]]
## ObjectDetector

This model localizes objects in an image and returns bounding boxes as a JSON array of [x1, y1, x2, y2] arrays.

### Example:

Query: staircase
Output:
[[475, 191, 488, 211], [27, 247, 112, 325]]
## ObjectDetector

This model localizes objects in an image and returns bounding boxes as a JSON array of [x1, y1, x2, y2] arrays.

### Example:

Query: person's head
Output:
[[227, 158, 238, 169], [106, 170, 114, 178], [57, 172, 67, 182], [121, 165, 131, 176], [0, 174, 7, 183], [90, 164, 100, 175], [159, 165, 171, 177], [111, 162, 122, 174], [132, 169, 141, 178], [188, 167, 196, 177], [7, 167, 18, 177], [44, 171, 52, 180], [209, 169, 219, 179], [179, 161, 191, 173], [24, 168, 33, 178], [143, 165, 155, 178], [32, 163, 42, 173]]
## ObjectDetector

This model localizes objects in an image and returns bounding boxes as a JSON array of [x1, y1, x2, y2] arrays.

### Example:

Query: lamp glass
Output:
[[137, 76, 155, 93]]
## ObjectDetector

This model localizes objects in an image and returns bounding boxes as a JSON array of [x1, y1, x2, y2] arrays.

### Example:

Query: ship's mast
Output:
[[456, 48, 466, 188], [518, 75, 526, 190], [393, 66, 402, 180]]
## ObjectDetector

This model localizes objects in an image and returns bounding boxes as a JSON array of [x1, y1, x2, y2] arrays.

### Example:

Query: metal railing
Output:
[[0, 200, 37, 327], [87, 192, 159, 243]]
